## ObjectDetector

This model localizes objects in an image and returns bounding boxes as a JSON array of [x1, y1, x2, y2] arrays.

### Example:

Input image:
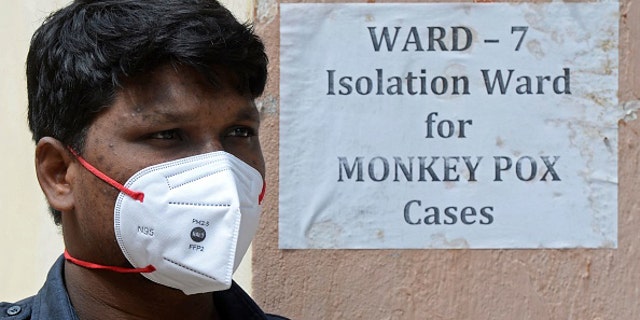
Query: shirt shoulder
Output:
[[0, 296, 34, 320]]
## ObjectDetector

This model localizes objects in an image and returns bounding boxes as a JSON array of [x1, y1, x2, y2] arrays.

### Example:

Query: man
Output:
[[0, 1, 287, 319]]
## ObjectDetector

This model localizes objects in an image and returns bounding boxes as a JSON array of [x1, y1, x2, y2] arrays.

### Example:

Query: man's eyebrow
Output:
[[234, 104, 261, 122], [135, 105, 199, 124], [130, 101, 260, 124]]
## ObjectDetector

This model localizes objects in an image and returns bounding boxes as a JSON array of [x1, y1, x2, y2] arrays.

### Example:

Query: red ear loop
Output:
[[258, 181, 266, 205], [68, 147, 144, 202], [64, 148, 151, 273], [64, 249, 156, 273]]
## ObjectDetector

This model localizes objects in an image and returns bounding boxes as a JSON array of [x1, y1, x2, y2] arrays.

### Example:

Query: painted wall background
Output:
[[252, 0, 640, 319], [0, 0, 255, 302]]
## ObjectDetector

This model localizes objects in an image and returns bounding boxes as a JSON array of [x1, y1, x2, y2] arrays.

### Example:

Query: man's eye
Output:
[[149, 129, 181, 140], [227, 127, 255, 138]]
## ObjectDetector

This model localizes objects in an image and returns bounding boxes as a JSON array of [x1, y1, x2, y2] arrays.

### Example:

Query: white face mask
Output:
[[67, 150, 265, 295]]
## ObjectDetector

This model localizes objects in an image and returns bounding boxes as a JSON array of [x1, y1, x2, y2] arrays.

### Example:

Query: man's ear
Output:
[[35, 137, 76, 212]]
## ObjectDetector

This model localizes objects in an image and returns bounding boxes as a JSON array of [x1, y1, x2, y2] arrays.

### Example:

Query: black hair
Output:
[[27, 0, 268, 224]]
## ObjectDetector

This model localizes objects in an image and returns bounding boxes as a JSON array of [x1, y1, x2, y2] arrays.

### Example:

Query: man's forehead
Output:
[[114, 65, 257, 120]]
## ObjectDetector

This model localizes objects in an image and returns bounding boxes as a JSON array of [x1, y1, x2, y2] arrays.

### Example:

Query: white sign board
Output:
[[279, 3, 619, 249]]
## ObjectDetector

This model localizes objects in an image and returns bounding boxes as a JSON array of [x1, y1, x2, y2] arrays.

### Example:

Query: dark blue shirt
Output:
[[0, 256, 288, 320]]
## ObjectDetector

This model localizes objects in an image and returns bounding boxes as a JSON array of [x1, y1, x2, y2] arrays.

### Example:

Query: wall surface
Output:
[[0, 0, 68, 302], [252, 0, 640, 319]]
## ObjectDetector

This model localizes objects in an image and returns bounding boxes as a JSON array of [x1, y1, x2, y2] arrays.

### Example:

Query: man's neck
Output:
[[64, 261, 219, 320]]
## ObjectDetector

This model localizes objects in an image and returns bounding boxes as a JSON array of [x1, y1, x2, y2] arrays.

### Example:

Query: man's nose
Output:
[[197, 139, 225, 154]]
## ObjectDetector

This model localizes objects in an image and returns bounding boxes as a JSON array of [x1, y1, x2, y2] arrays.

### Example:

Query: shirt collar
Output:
[[30, 255, 269, 319]]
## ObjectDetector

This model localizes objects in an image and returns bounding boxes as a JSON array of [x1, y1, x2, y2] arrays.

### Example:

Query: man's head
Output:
[[27, 0, 268, 224]]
